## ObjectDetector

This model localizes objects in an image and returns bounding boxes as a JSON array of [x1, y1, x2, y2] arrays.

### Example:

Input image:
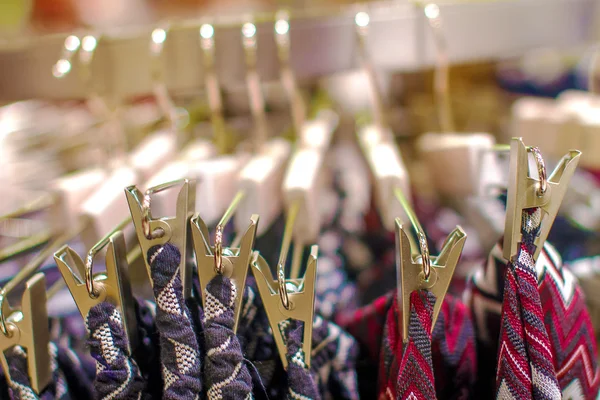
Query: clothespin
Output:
[[503, 137, 581, 262], [190, 206, 258, 333], [125, 179, 196, 299], [0, 273, 50, 394], [353, 9, 410, 231], [54, 221, 138, 354], [394, 189, 466, 343], [0, 233, 77, 394], [250, 245, 317, 369]]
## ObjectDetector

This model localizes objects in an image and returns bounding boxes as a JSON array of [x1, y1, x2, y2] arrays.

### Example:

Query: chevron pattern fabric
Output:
[[86, 303, 145, 400], [393, 290, 437, 400], [377, 292, 476, 400], [496, 208, 562, 400], [203, 274, 253, 400], [466, 208, 600, 399], [148, 244, 202, 400]]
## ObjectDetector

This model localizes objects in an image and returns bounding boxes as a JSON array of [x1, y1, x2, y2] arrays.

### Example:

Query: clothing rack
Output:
[[0, 0, 594, 101]]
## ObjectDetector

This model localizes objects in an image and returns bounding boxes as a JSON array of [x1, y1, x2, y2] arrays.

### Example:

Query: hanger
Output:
[[53, 218, 138, 354], [250, 245, 317, 369], [353, 10, 411, 232], [125, 179, 196, 299], [394, 188, 466, 343], [233, 18, 292, 237], [503, 137, 581, 262]]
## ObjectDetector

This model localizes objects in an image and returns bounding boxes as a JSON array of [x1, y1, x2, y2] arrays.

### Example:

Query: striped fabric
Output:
[[466, 209, 600, 399], [377, 292, 477, 400]]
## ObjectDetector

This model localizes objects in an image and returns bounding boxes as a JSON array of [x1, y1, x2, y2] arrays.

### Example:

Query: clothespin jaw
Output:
[[125, 179, 196, 299], [503, 137, 581, 262], [250, 245, 317, 369], [396, 219, 466, 343], [190, 213, 259, 333], [0, 273, 51, 394], [54, 230, 138, 354]]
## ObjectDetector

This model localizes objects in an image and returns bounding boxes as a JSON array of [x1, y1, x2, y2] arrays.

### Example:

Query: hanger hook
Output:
[[527, 146, 548, 196], [278, 267, 291, 310], [424, 3, 454, 133], [214, 225, 224, 274], [141, 188, 166, 240], [0, 291, 11, 337], [417, 231, 431, 280]]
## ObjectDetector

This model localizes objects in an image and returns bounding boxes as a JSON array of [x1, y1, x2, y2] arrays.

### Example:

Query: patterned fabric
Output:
[[394, 290, 437, 400], [466, 209, 600, 399], [5, 343, 71, 400], [284, 321, 320, 400], [342, 291, 476, 400], [315, 231, 359, 321], [203, 274, 253, 400], [310, 315, 360, 400], [495, 209, 561, 400], [147, 244, 202, 400], [86, 302, 145, 400]]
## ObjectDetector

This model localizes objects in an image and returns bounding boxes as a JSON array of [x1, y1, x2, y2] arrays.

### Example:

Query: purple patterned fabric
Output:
[[5, 342, 72, 400], [147, 244, 202, 399], [203, 274, 253, 399], [284, 320, 320, 400], [86, 302, 145, 400]]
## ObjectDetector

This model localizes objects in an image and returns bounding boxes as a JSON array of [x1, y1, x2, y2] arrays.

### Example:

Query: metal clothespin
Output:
[[250, 245, 318, 369], [125, 179, 196, 299], [54, 220, 138, 354], [0, 273, 50, 394], [395, 188, 466, 343], [503, 137, 581, 262], [190, 198, 258, 333]]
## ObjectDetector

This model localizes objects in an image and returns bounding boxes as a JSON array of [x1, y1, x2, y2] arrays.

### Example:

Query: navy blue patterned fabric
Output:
[[86, 302, 145, 400], [203, 274, 253, 399], [147, 244, 202, 400]]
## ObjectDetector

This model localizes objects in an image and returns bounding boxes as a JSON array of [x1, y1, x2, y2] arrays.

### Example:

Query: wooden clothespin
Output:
[[250, 245, 317, 369], [0, 273, 51, 394], [190, 207, 258, 333], [503, 137, 581, 262], [125, 179, 196, 299], [395, 189, 467, 343], [54, 224, 138, 354]]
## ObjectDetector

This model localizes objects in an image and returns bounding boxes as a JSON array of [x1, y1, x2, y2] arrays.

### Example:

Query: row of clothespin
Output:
[[0, 7, 586, 397]]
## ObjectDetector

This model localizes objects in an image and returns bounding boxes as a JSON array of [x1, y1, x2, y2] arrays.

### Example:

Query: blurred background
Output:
[[3, 0, 600, 327]]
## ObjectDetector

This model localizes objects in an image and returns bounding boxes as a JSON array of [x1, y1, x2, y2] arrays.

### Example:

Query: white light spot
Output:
[[53, 59, 71, 78], [64, 35, 80, 52], [242, 22, 256, 38], [152, 28, 167, 44], [424, 4, 440, 19], [200, 24, 214, 39], [82, 36, 97, 52], [355, 11, 370, 28], [275, 19, 289, 36]]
